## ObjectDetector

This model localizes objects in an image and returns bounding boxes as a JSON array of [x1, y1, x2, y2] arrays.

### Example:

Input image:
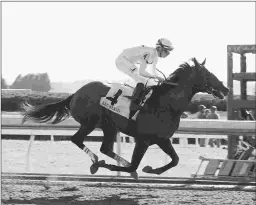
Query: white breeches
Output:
[[115, 55, 149, 85]]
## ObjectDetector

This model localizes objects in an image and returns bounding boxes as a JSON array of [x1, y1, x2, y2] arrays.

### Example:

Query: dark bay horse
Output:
[[21, 58, 229, 179]]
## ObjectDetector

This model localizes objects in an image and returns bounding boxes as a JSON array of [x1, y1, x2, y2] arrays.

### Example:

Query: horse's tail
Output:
[[21, 94, 74, 124]]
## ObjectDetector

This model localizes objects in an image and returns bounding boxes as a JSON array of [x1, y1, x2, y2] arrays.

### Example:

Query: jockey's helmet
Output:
[[156, 38, 174, 58]]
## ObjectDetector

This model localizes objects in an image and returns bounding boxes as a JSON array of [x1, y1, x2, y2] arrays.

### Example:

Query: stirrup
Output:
[[129, 102, 141, 119]]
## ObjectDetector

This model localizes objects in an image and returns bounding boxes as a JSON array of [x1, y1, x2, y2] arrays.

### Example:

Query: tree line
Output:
[[1, 73, 51, 92]]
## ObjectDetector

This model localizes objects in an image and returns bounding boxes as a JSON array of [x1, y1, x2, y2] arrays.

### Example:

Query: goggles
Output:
[[157, 39, 173, 51]]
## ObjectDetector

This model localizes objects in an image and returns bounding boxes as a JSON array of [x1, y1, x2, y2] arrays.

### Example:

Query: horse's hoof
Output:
[[97, 160, 106, 166], [90, 164, 99, 175], [142, 166, 153, 173], [130, 171, 139, 180]]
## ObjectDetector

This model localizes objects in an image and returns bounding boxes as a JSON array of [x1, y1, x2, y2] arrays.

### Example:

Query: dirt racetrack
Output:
[[2, 177, 256, 205], [2, 140, 256, 205]]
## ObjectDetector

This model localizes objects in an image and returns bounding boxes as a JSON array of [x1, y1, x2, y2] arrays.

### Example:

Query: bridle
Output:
[[193, 84, 220, 98], [144, 64, 222, 98], [159, 68, 221, 98]]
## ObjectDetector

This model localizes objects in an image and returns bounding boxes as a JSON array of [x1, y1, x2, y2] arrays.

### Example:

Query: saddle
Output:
[[99, 83, 152, 120], [99, 81, 177, 120]]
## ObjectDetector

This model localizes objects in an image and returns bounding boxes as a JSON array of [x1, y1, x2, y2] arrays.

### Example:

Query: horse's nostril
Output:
[[225, 87, 231, 95]]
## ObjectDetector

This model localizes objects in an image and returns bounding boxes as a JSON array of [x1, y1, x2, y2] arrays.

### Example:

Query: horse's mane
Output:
[[150, 58, 198, 96], [167, 58, 199, 82]]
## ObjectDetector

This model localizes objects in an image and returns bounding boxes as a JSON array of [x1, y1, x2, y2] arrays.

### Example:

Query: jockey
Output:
[[115, 38, 174, 119]]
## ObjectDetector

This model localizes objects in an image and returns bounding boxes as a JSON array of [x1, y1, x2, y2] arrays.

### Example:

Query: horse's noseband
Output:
[[195, 84, 220, 98]]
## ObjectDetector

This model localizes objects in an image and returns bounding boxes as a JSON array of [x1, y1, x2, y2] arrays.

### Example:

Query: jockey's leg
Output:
[[115, 56, 138, 79], [128, 74, 151, 119], [115, 57, 151, 119], [129, 82, 145, 119]]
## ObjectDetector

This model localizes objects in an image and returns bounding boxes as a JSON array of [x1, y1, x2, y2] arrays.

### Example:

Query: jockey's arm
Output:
[[139, 52, 164, 81], [138, 59, 157, 79], [151, 60, 165, 81]]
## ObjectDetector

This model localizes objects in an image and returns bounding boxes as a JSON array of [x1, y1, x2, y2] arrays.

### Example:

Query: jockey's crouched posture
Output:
[[115, 38, 174, 119]]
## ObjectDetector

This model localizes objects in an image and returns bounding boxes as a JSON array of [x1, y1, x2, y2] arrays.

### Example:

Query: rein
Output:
[[192, 84, 220, 98], [156, 67, 167, 81], [161, 80, 219, 99], [144, 67, 178, 87], [144, 65, 220, 99]]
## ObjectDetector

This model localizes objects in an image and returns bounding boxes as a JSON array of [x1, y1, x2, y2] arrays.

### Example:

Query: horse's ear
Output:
[[201, 58, 206, 65], [193, 58, 200, 67]]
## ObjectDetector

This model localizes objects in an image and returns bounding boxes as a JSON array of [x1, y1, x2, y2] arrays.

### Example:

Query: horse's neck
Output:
[[163, 81, 196, 113]]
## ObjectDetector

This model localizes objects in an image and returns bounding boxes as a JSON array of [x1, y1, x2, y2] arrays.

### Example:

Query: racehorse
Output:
[[21, 58, 229, 179]]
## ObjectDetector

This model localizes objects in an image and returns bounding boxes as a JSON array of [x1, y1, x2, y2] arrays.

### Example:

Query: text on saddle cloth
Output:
[[100, 82, 153, 120], [99, 83, 134, 119]]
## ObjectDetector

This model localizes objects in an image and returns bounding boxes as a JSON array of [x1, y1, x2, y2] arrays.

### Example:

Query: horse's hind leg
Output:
[[71, 118, 99, 165]]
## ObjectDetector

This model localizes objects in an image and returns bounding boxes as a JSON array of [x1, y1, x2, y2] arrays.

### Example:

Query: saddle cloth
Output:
[[100, 82, 152, 120]]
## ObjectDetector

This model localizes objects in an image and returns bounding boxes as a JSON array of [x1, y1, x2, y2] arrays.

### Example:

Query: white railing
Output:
[[2, 115, 256, 136], [2, 115, 255, 143]]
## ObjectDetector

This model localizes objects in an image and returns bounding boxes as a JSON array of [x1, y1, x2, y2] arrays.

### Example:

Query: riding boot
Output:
[[129, 83, 144, 119]]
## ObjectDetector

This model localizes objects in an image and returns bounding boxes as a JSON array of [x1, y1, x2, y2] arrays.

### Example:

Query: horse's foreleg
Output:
[[142, 138, 179, 175]]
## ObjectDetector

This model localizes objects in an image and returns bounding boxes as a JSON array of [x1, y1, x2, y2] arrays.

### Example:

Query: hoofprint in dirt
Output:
[[2, 140, 227, 177], [2, 178, 256, 205]]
